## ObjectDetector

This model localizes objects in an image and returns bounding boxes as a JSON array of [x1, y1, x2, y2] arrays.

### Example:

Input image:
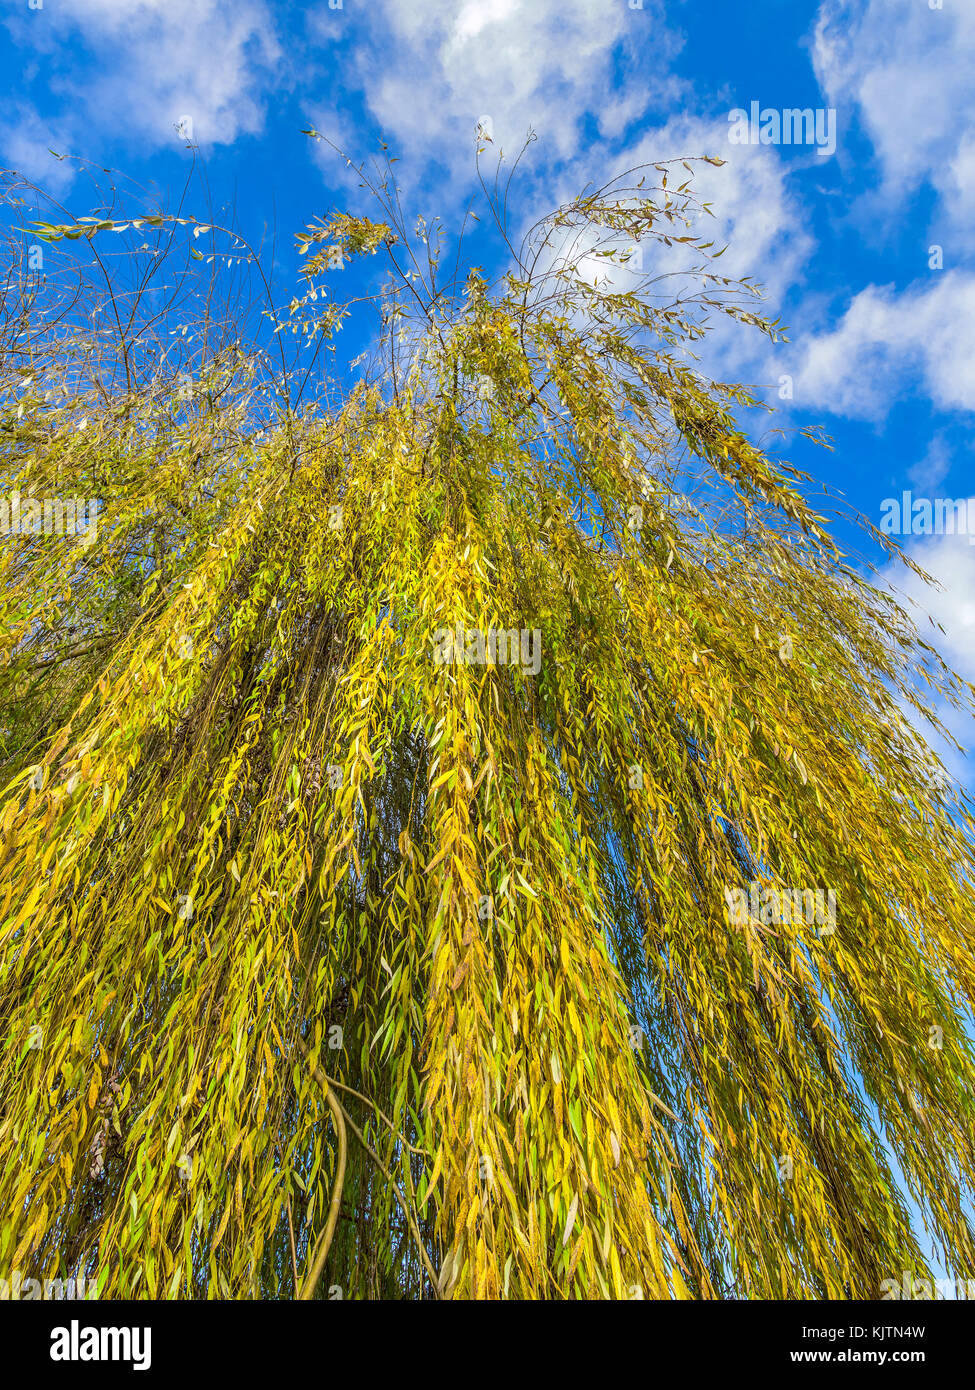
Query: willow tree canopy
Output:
[[1, 156, 973, 1299]]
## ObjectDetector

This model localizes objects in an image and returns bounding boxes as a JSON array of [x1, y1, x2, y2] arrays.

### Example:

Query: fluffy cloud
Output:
[[585, 117, 814, 388], [813, 0, 975, 250], [3, 0, 282, 157], [634, 118, 814, 301], [908, 432, 952, 492], [787, 3, 975, 424], [306, 0, 684, 198], [794, 271, 975, 421], [1, 107, 77, 195], [881, 527, 975, 787], [896, 532, 975, 680]]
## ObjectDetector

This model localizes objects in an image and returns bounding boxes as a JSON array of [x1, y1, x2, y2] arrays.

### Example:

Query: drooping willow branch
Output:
[[297, 1041, 347, 1301], [297, 1040, 440, 1299]]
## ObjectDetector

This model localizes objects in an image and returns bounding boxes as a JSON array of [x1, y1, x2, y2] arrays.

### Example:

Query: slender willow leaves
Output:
[[1, 162, 974, 1299]]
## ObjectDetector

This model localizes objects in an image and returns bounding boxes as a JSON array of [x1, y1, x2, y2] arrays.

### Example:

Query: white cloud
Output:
[[794, 271, 975, 421], [908, 433, 952, 493], [813, 0, 975, 250], [597, 117, 815, 385], [4, 0, 281, 158], [899, 533, 975, 680], [2, 109, 77, 195], [632, 118, 814, 301], [881, 528, 975, 787], [307, 0, 683, 199]]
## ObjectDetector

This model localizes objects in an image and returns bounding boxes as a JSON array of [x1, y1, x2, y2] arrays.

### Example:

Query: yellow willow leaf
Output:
[[562, 1192, 579, 1248], [212, 1201, 232, 1251]]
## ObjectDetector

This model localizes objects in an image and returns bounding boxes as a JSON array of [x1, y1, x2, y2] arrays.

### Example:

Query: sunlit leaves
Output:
[[1, 163, 974, 1300]]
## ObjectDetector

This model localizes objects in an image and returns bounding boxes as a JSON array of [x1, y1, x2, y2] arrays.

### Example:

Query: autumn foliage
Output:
[[1, 153, 974, 1299]]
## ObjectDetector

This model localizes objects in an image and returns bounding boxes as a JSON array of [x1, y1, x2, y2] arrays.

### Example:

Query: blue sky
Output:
[[1, 0, 973, 753], [2, 0, 973, 1286]]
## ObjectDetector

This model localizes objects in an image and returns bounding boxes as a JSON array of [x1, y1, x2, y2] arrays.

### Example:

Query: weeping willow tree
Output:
[[1, 147, 974, 1302]]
